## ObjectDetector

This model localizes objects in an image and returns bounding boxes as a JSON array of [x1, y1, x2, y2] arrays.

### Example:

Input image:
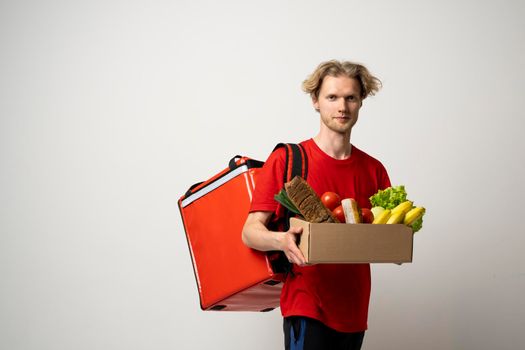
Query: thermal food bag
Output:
[[178, 144, 307, 311]]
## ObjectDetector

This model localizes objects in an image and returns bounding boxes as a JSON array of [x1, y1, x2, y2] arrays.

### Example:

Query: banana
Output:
[[386, 211, 405, 224], [391, 200, 413, 216], [373, 209, 391, 224], [404, 207, 425, 226]]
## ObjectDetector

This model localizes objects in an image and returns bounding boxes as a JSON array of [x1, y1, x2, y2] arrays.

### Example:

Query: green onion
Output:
[[274, 189, 301, 215]]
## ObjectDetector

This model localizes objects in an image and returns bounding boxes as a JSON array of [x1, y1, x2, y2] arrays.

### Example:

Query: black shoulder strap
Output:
[[273, 143, 308, 232], [273, 143, 308, 183], [268, 143, 309, 275]]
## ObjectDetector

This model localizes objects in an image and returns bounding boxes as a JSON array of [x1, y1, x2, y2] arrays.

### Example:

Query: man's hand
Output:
[[280, 226, 307, 266], [242, 211, 307, 266]]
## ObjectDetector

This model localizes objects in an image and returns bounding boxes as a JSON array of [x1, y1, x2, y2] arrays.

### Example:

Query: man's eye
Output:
[[327, 95, 337, 101], [346, 96, 355, 101]]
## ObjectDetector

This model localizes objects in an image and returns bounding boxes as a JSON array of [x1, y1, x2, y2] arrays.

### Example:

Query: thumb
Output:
[[288, 226, 303, 235]]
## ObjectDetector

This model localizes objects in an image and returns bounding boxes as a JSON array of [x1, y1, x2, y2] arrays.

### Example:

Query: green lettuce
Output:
[[369, 185, 408, 209], [411, 216, 423, 233]]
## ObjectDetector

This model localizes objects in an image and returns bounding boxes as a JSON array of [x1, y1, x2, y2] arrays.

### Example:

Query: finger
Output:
[[289, 247, 306, 266], [288, 252, 300, 265], [297, 252, 307, 266], [288, 239, 305, 262]]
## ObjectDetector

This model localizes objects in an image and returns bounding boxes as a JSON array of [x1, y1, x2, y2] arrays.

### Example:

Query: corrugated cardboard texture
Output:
[[291, 218, 413, 264]]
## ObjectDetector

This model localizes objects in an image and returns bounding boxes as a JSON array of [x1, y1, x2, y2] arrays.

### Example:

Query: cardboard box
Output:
[[290, 218, 413, 264]]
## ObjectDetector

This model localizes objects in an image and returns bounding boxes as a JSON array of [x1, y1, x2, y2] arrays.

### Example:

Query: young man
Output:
[[242, 60, 391, 350]]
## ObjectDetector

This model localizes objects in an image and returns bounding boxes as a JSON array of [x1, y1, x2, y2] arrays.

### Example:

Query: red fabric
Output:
[[250, 139, 391, 332]]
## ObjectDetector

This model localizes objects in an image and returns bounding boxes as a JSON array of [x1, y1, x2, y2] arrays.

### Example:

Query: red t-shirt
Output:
[[250, 139, 391, 333]]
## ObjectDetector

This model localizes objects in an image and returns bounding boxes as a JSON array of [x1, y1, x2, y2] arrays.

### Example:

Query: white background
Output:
[[1, 0, 524, 349]]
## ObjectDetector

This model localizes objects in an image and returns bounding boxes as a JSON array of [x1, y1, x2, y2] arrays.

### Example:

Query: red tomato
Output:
[[361, 208, 374, 224], [321, 191, 341, 211], [332, 205, 345, 223]]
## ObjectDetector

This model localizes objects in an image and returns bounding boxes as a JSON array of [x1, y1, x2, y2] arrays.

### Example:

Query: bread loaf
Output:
[[284, 176, 338, 223], [341, 198, 361, 223]]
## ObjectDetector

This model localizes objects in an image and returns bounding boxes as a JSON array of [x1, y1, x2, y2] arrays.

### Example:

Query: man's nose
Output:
[[338, 98, 347, 112]]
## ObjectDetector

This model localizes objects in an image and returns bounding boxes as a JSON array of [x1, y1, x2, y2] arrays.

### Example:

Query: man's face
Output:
[[313, 75, 363, 135]]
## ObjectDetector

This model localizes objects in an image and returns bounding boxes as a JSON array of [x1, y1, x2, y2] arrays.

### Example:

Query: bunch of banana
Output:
[[372, 200, 425, 229]]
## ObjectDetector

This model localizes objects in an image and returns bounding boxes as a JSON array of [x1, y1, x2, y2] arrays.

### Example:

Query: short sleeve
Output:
[[377, 161, 391, 190], [249, 147, 287, 213]]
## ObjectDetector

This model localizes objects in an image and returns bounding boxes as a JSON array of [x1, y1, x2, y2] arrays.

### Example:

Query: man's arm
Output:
[[242, 211, 307, 266]]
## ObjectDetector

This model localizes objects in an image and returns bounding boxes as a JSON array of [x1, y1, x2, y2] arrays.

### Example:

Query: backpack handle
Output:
[[228, 155, 265, 171]]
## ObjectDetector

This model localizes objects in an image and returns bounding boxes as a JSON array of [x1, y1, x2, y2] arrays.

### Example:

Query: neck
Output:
[[313, 129, 352, 160]]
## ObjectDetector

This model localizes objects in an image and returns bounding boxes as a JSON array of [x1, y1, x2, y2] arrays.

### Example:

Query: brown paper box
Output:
[[291, 217, 413, 264]]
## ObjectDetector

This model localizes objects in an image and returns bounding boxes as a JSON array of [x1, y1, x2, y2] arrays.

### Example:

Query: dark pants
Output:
[[284, 316, 365, 350]]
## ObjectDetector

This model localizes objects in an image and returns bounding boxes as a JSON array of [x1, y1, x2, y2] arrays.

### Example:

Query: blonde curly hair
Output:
[[302, 60, 382, 100]]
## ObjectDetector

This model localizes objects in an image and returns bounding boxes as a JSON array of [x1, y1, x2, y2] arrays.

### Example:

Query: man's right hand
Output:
[[281, 226, 306, 266], [242, 211, 307, 266]]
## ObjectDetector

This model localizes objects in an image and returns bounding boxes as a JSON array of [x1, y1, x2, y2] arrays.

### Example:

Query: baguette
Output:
[[284, 176, 338, 223], [341, 198, 361, 224]]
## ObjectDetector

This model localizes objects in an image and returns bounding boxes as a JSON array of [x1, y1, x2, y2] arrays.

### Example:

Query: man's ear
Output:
[[312, 95, 320, 111]]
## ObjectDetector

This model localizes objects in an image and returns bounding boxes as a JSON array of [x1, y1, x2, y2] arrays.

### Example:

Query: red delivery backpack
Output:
[[178, 143, 307, 312]]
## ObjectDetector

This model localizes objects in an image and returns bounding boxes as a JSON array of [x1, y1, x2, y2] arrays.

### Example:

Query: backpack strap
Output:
[[274, 143, 308, 185], [269, 143, 308, 275], [273, 143, 308, 231]]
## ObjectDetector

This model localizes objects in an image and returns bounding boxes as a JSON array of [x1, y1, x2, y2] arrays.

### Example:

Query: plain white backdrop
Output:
[[1, 0, 524, 349]]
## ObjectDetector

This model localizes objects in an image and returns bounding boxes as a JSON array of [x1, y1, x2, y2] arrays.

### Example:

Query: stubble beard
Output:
[[321, 115, 357, 135]]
